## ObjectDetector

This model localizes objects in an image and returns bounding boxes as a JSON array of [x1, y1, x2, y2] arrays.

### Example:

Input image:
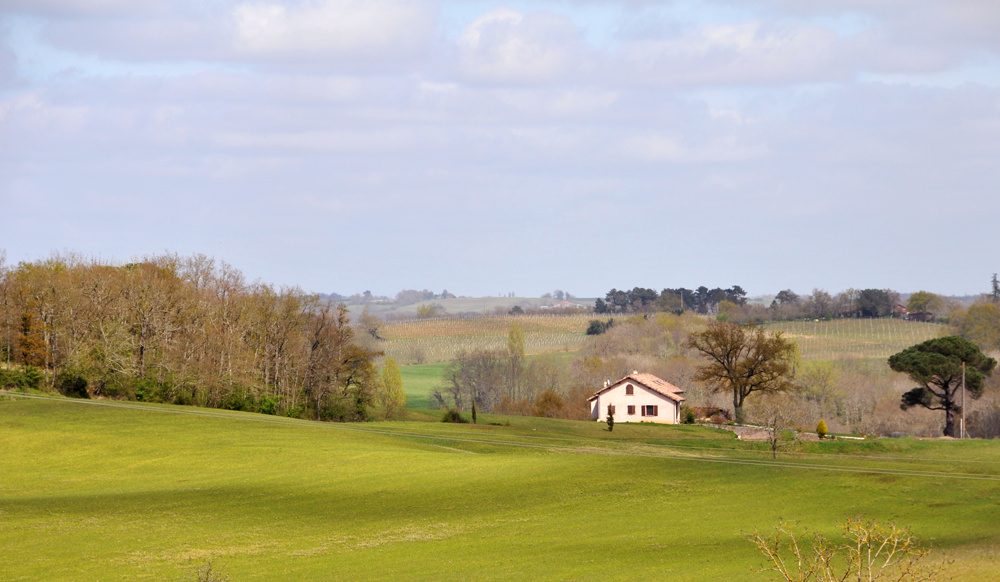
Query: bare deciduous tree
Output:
[[687, 321, 798, 424], [0, 253, 379, 420]]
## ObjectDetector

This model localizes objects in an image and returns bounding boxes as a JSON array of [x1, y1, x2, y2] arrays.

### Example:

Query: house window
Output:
[[627, 405, 635, 415], [625, 384, 633, 395], [642, 405, 659, 417]]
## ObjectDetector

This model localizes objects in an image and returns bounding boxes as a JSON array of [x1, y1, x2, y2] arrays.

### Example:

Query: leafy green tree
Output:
[[857, 288, 898, 318], [377, 357, 406, 420], [687, 321, 798, 424], [906, 291, 942, 315], [889, 336, 997, 437], [507, 323, 526, 399], [585, 318, 613, 335], [816, 419, 827, 439], [959, 303, 1000, 351], [606, 404, 614, 432]]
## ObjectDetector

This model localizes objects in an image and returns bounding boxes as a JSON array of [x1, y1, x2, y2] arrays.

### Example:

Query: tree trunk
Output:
[[734, 391, 745, 424], [944, 406, 955, 437]]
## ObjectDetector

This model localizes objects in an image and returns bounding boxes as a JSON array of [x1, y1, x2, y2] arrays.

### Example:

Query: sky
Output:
[[1, 1, 998, 298]]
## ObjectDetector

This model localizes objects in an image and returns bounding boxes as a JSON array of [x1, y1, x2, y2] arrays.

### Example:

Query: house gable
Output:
[[588, 372, 685, 404], [588, 372, 684, 424]]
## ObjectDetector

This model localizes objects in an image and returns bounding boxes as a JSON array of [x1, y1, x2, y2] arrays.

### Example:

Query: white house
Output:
[[588, 372, 685, 424]]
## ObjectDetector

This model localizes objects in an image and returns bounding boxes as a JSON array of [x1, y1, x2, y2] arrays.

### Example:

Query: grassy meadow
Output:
[[397, 361, 450, 409], [398, 352, 580, 409], [3, 395, 1000, 581]]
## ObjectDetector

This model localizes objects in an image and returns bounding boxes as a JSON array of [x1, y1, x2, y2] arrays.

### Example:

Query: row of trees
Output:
[[593, 285, 910, 320], [0, 252, 382, 420], [767, 288, 902, 319], [595, 286, 748, 315]]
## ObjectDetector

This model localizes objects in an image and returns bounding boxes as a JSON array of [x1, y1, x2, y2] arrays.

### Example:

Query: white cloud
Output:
[[457, 7, 585, 84], [621, 133, 768, 163], [232, 0, 435, 60], [614, 21, 856, 86], [3, 1, 1000, 295], [1, 0, 163, 18]]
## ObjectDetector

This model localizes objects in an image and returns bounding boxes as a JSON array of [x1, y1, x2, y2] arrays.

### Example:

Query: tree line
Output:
[[594, 286, 748, 315], [0, 252, 383, 420], [592, 284, 998, 329]]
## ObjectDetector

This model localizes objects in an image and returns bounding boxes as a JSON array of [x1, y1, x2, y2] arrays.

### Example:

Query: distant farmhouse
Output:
[[588, 373, 685, 424]]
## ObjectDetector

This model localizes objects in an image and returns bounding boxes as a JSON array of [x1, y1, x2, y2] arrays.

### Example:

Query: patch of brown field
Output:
[[354, 522, 468, 549], [121, 541, 284, 566]]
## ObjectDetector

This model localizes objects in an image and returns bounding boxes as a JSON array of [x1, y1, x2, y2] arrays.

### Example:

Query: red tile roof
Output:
[[587, 372, 686, 403]]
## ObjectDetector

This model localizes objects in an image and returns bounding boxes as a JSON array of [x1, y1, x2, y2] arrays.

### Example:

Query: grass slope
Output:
[[3, 396, 1000, 581], [398, 352, 579, 409], [398, 362, 450, 409]]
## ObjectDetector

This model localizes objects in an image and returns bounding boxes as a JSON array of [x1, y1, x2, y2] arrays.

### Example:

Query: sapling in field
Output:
[[747, 515, 946, 582], [606, 404, 614, 432]]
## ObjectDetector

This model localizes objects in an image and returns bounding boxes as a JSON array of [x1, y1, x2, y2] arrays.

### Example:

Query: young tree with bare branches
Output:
[[748, 515, 945, 582]]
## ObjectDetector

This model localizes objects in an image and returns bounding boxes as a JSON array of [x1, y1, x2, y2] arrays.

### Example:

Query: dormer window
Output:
[[625, 384, 634, 395]]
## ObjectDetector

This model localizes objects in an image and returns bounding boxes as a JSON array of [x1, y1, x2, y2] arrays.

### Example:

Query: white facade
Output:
[[588, 375, 683, 424]]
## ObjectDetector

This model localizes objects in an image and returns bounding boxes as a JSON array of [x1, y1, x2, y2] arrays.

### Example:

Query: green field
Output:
[[3, 395, 1000, 581], [398, 352, 579, 410], [398, 361, 450, 409]]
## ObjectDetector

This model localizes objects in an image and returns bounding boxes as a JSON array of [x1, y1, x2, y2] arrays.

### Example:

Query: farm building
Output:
[[588, 372, 685, 424]]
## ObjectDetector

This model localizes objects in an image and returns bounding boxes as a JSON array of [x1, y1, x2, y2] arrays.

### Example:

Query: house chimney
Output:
[[632, 370, 639, 375]]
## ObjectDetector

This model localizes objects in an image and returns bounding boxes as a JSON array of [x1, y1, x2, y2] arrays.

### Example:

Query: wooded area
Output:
[[0, 252, 380, 419]]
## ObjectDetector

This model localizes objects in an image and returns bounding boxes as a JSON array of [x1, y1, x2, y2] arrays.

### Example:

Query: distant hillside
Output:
[[767, 318, 946, 360], [339, 296, 596, 317], [373, 314, 595, 364], [370, 314, 950, 365]]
